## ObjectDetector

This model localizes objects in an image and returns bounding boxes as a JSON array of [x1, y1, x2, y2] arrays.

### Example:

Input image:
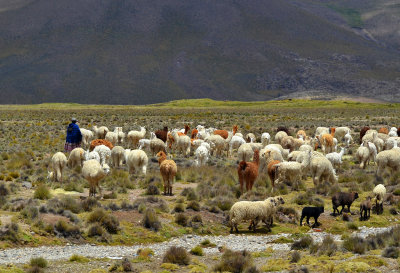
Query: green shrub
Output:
[[174, 203, 185, 213], [54, 220, 81, 237], [343, 236, 366, 254], [30, 257, 47, 268], [190, 246, 204, 256], [142, 208, 161, 232], [310, 236, 337, 256], [163, 246, 190, 265], [87, 223, 106, 237], [187, 201, 200, 211], [200, 239, 216, 248], [146, 184, 160, 195], [291, 236, 313, 250], [87, 208, 119, 234], [290, 251, 301, 263], [34, 184, 51, 200], [175, 213, 188, 226], [69, 254, 89, 263], [214, 249, 253, 273]]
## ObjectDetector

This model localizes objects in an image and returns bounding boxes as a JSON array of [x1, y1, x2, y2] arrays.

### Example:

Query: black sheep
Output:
[[332, 192, 359, 216], [300, 206, 324, 227]]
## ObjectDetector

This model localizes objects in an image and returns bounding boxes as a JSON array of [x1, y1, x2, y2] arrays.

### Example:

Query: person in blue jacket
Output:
[[64, 117, 82, 152]]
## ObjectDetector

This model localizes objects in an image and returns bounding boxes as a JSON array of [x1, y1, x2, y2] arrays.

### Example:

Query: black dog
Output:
[[300, 206, 324, 227]]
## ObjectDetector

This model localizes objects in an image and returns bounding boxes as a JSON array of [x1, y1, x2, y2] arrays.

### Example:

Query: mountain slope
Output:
[[0, 0, 399, 104]]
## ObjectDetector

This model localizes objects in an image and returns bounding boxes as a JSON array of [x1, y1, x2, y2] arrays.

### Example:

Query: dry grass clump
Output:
[[86, 208, 119, 234], [175, 213, 188, 226], [142, 208, 161, 232], [310, 236, 337, 256], [163, 246, 190, 265], [291, 236, 313, 250], [214, 249, 253, 273]]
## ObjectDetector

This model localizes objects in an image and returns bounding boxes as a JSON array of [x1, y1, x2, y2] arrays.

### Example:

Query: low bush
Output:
[[290, 251, 301, 263], [34, 184, 51, 200], [214, 249, 253, 273], [175, 213, 188, 226], [163, 246, 190, 265], [146, 184, 160, 195], [187, 201, 200, 211], [190, 245, 204, 256], [86, 208, 119, 234], [30, 257, 47, 268], [142, 208, 161, 232], [382, 246, 399, 258], [291, 236, 313, 250], [343, 236, 366, 254]]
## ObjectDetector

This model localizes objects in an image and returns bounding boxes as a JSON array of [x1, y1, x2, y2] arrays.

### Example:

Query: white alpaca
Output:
[[334, 127, 350, 141], [67, 148, 85, 169], [274, 131, 288, 145], [138, 132, 155, 151], [263, 144, 289, 159], [261, 132, 270, 146], [315, 127, 329, 137], [326, 147, 345, 170], [111, 146, 125, 168], [299, 144, 313, 152], [82, 159, 110, 197], [93, 126, 109, 139], [237, 143, 254, 162], [84, 150, 100, 163], [274, 151, 311, 188], [191, 139, 205, 151], [229, 135, 246, 156], [385, 137, 400, 150], [194, 145, 209, 166], [150, 137, 166, 156], [229, 196, 284, 232], [259, 149, 284, 173], [93, 145, 111, 166], [48, 152, 67, 182], [205, 135, 225, 157], [310, 155, 338, 185], [355, 142, 371, 169], [125, 149, 148, 175], [367, 142, 377, 163], [376, 141, 400, 176], [245, 133, 256, 143], [105, 131, 118, 146], [80, 128, 94, 147], [344, 133, 353, 148], [388, 127, 398, 137], [127, 126, 146, 148], [171, 130, 191, 157], [281, 136, 304, 152], [373, 184, 386, 214]]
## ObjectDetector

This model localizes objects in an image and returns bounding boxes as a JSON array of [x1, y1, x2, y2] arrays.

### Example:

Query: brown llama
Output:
[[155, 126, 168, 142], [378, 127, 389, 134], [214, 125, 238, 139], [191, 128, 199, 139], [319, 127, 335, 154], [238, 150, 260, 194], [267, 160, 281, 189], [156, 151, 177, 196], [89, 139, 114, 151]]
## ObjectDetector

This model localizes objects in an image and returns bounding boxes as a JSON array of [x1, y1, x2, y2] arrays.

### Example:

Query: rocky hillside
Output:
[[0, 0, 399, 104]]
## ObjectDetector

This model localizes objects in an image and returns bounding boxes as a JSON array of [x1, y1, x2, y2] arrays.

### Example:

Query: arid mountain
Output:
[[0, 0, 399, 104]]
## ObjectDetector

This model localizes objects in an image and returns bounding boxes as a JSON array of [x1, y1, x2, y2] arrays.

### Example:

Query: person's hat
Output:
[[71, 117, 77, 122]]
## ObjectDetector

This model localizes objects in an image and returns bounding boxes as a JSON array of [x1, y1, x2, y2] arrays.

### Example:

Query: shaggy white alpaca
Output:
[[80, 128, 94, 147], [373, 184, 386, 214], [93, 126, 109, 139], [344, 133, 353, 148], [205, 135, 225, 157], [355, 142, 371, 169], [67, 148, 85, 169], [238, 143, 253, 162], [376, 141, 400, 176], [388, 127, 398, 137], [229, 135, 246, 156], [274, 131, 288, 145], [150, 137, 166, 156], [310, 155, 338, 186], [315, 127, 329, 137], [261, 132, 271, 146], [171, 130, 191, 157], [84, 150, 100, 163], [194, 145, 209, 166], [125, 149, 148, 175], [82, 160, 110, 197], [246, 133, 256, 143], [93, 145, 111, 166], [274, 151, 311, 188], [334, 127, 350, 141], [111, 146, 125, 168], [105, 131, 118, 146], [326, 147, 345, 170], [48, 152, 67, 182], [127, 126, 146, 148]]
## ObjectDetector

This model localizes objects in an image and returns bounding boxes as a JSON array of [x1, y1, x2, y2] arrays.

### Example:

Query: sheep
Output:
[[205, 134, 226, 157], [155, 126, 168, 142], [229, 135, 246, 156], [274, 151, 311, 189], [359, 126, 370, 144], [156, 151, 177, 196], [229, 196, 284, 233], [334, 127, 350, 141], [194, 145, 209, 166], [326, 147, 345, 170], [355, 142, 370, 169], [82, 159, 110, 197], [296, 130, 307, 139], [237, 143, 253, 162], [376, 142, 400, 176], [171, 130, 191, 157], [261, 132, 271, 146], [67, 148, 85, 169], [310, 156, 338, 186], [80, 128, 94, 147], [150, 137, 167, 156], [332, 192, 359, 215], [111, 146, 125, 168], [238, 150, 260, 194], [90, 139, 113, 151], [373, 184, 386, 215], [93, 126, 109, 139], [125, 149, 148, 175], [300, 207, 324, 227], [246, 133, 256, 143], [84, 150, 100, 163], [105, 131, 118, 146], [214, 125, 238, 140], [93, 145, 111, 166], [360, 197, 372, 221], [48, 152, 67, 182], [127, 126, 146, 148], [344, 132, 353, 148], [274, 131, 288, 145]]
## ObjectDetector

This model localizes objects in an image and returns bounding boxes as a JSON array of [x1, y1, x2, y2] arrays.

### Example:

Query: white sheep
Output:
[[246, 133, 256, 143], [80, 128, 94, 147], [274, 131, 288, 145], [93, 126, 109, 139], [67, 148, 85, 169], [229, 135, 246, 156], [376, 141, 400, 176], [93, 145, 111, 166], [326, 147, 345, 170], [310, 156, 338, 186], [111, 146, 125, 168], [82, 159, 110, 197], [194, 145, 209, 166], [48, 152, 67, 182], [229, 196, 284, 232], [261, 133, 271, 146], [125, 149, 148, 175], [344, 133, 353, 148], [373, 184, 386, 214], [237, 143, 253, 162], [127, 126, 146, 148]]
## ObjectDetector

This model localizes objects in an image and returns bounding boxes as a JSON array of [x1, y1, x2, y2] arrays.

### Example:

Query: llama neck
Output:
[[253, 151, 259, 165]]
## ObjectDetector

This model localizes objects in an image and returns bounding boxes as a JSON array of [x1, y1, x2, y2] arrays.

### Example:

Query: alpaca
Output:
[[334, 127, 350, 141], [156, 151, 177, 195], [355, 142, 371, 169], [191, 128, 198, 139], [261, 132, 271, 146], [67, 148, 85, 169], [373, 184, 386, 215], [238, 143, 253, 162], [111, 146, 125, 168], [214, 125, 238, 140], [125, 149, 148, 175], [318, 128, 336, 154], [246, 133, 256, 143], [194, 145, 209, 166], [48, 152, 67, 182], [150, 137, 167, 156], [378, 127, 389, 134], [376, 141, 400, 177], [310, 156, 338, 186], [281, 136, 304, 152], [93, 145, 111, 166], [274, 151, 311, 189], [326, 147, 345, 170], [171, 130, 191, 157], [267, 160, 281, 189], [80, 128, 94, 147], [296, 130, 307, 139], [388, 127, 398, 137], [344, 133, 353, 148], [105, 131, 118, 146], [82, 159, 110, 197], [205, 135, 226, 157], [237, 150, 260, 194], [259, 149, 284, 174], [127, 126, 146, 148], [155, 126, 168, 143], [229, 135, 246, 157], [90, 139, 113, 151], [93, 126, 109, 139], [177, 125, 190, 136], [359, 126, 370, 144], [274, 131, 288, 145], [315, 127, 329, 137]]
